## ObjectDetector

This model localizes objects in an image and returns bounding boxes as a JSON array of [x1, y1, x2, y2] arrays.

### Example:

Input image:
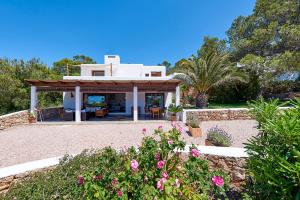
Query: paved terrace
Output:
[[0, 120, 258, 168]]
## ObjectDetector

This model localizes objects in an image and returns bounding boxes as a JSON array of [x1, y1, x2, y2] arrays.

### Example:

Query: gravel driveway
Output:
[[0, 120, 258, 167]]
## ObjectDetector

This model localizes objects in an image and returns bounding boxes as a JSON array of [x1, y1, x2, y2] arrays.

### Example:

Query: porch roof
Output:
[[25, 79, 181, 92]]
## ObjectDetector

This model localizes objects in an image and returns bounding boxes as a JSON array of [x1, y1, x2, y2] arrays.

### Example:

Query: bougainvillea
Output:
[[82, 123, 229, 199]]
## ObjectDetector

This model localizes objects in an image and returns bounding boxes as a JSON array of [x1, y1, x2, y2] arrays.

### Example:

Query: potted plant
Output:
[[186, 115, 202, 137], [28, 112, 36, 123], [167, 104, 183, 121], [205, 126, 232, 147]]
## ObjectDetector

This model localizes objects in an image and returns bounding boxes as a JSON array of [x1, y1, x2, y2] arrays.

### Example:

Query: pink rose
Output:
[[162, 171, 168, 178], [131, 159, 139, 171], [155, 152, 161, 161], [142, 128, 146, 134], [175, 178, 180, 188], [211, 176, 224, 187], [191, 148, 200, 157], [156, 177, 167, 191], [157, 160, 165, 169], [117, 190, 123, 197], [77, 175, 84, 185], [111, 178, 118, 186], [167, 139, 173, 145]]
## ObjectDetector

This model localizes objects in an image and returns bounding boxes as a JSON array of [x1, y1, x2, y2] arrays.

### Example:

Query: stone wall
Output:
[[206, 155, 246, 187], [0, 110, 30, 130], [183, 108, 253, 123]]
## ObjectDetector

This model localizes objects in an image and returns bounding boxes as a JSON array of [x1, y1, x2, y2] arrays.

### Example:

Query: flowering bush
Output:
[[82, 124, 229, 199]]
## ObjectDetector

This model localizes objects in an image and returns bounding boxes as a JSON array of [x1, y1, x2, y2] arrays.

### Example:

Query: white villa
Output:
[[26, 55, 180, 122]]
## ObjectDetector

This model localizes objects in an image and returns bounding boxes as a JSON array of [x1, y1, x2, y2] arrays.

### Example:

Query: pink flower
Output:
[[156, 177, 167, 191], [211, 176, 224, 187], [77, 175, 84, 185], [158, 125, 163, 130], [175, 178, 180, 188], [191, 148, 200, 157], [155, 152, 161, 161], [94, 175, 103, 181], [142, 128, 146, 134], [171, 121, 176, 127], [167, 139, 173, 145], [157, 160, 165, 169], [131, 159, 139, 171], [162, 171, 168, 178], [117, 190, 123, 197], [111, 178, 118, 186]]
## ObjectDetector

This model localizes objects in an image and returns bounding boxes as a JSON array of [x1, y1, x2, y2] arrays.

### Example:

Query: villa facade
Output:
[[26, 55, 180, 122]]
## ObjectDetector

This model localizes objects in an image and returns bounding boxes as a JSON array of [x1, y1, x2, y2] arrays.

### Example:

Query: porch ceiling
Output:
[[25, 79, 180, 92]]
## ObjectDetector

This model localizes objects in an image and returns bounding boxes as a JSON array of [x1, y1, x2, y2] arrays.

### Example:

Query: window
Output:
[[145, 93, 164, 109], [151, 71, 162, 77], [145, 73, 149, 77], [92, 70, 105, 76]]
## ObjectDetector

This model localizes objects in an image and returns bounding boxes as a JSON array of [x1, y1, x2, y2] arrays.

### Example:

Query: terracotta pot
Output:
[[205, 139, 213, 146], [188, 126, 202, 138], [28, 117, 36, 123], [171, 115, 177, 121]]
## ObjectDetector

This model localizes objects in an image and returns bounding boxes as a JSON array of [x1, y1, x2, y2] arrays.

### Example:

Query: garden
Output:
[[0, 98, 299, 199]]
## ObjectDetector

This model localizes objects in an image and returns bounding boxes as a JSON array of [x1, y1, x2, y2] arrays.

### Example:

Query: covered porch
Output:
[[26, 79, 181, 122]]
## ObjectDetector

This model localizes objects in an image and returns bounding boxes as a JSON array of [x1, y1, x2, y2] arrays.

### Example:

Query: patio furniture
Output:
[[81, 110, 88, 121], [63, 109, 74, 121], [95, 108, 108, 117], [151, 107, 160, 118]]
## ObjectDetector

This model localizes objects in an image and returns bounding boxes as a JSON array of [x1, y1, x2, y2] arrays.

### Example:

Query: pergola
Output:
[[26, 79, 181, 122]]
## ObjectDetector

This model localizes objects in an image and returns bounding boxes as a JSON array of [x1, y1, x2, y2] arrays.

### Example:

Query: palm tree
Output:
[[174, 53, 247, 108]]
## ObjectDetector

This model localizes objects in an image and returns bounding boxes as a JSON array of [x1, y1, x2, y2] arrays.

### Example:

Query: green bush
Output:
[[83, 124, 229, 199], [1, 125, 230, 199], [206, 127, 233, 147], [245, 98, 300, 199]]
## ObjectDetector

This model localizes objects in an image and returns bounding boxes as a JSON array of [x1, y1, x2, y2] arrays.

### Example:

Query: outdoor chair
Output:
[[151, 107, 160, 118], [63, 109, 74, 121]]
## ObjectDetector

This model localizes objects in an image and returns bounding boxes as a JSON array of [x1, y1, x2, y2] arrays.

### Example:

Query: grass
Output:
[[182, 101, 248, 109]]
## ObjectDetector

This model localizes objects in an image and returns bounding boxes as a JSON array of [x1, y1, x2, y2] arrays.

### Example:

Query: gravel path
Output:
[[0, 120, 258, 167]]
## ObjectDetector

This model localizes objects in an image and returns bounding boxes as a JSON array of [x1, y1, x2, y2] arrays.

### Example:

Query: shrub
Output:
[[1, 125, 230, 199], [245, 98, 300, 199], [82, 124, 230, 199], [206, 127, 233, 147], [167, 104, 183, 114]]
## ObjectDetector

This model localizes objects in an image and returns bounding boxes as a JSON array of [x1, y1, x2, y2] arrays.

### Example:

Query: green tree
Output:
[[52, 55, 96, 76], [227, 0, 300, 72], [174, 53, 247, 108], [197, 36, 227, 58], [158, 60, 172, 75]]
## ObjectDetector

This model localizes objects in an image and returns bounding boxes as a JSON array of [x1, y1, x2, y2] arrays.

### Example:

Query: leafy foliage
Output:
[[174, 52, 247, 108], [245, 98, 300, 199], [83, 125, 229, 199]]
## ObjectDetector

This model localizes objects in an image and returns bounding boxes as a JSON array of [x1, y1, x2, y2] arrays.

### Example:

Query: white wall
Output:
[[164, 92, 173, 108], [63, 92, 83, 109], [80, 63, 166, 78]]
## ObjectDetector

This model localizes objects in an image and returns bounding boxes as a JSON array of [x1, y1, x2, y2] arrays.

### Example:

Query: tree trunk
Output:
[[196, 93, 208, 108]]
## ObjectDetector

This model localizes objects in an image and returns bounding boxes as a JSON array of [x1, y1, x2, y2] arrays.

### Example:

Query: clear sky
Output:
[[0, 0, 255, 66]]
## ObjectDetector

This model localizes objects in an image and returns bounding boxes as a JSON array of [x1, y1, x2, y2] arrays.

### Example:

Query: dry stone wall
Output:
[[184, 108, 253, 122], [0, 111, 30, 130]]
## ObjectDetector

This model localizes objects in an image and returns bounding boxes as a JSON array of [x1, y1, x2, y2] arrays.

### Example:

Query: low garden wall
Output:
[[182, 108, 253, 123], [0, 110, 30, 130], [0, 107, 63, 130]]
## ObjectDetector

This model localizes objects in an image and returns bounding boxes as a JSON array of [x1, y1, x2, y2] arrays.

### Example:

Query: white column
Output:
[[75, 86, 81, 122], [175, 85, 180, 106], [30, 86, 37, 113], [133, 86, 138, 122]]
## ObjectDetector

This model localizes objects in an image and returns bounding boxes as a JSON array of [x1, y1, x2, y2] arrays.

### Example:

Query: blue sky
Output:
[[0, 0, 255, 66]]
